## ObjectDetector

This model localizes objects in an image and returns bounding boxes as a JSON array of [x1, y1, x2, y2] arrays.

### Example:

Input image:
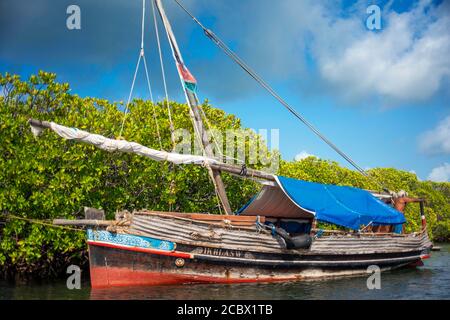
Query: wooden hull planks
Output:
[[86, 224, 432, 288], [128, 213, 433, 255]]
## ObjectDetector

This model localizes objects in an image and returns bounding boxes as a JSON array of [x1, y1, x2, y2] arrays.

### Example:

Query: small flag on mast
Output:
[[177, 62, 197, 93]]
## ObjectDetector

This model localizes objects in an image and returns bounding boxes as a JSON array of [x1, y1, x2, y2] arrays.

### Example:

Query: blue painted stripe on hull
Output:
[[86, 229, 175, 251]]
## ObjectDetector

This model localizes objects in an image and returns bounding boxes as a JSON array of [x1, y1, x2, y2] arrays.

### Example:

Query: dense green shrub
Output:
[[1, 72, 449, 279], [279, 157, 449, 237], [0, 71, 263, 279]]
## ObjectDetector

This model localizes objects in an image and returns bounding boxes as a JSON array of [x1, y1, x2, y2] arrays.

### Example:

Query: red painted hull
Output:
[[89, 266, 297, 288], [88, 241, 298, 288], [88, 240, 428, 288], [88, 242, 302, 288]]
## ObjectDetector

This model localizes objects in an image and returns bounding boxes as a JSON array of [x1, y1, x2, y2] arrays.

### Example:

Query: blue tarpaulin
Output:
[[276, 176, 406, 230]]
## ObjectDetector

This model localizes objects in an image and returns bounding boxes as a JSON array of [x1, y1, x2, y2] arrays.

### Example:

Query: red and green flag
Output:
[[177, 62, 197, 93]]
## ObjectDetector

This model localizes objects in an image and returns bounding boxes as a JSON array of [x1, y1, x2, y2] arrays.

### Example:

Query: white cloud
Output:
[[317, 1, 450, 103], [419, 115, 450, 155], [408, 170, 422, 181], [194, 0, 450, 105], [295, 151, 317, 161], [2, 0, 448, 106], [427, 163, 450, 182]]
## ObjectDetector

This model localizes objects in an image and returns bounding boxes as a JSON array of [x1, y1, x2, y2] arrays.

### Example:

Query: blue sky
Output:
[[1, 0, 449, 181]]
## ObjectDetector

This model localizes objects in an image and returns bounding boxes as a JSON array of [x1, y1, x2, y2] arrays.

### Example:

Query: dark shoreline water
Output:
[[1, 243, 449, 300]]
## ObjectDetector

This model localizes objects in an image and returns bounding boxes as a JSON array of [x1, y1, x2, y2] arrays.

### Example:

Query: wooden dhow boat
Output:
[[29, 0, 432, 288]]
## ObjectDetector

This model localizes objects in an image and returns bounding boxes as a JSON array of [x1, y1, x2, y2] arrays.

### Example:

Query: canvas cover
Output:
[[240, 176, 406, 230]]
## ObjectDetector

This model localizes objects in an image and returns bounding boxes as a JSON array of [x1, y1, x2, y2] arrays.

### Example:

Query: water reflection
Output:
[[1, 244, 449, 300], [88, 267, 440, 300]]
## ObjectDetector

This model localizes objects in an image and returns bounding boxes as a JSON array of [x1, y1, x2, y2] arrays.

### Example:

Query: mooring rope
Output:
[[1, 213, 85, 232]]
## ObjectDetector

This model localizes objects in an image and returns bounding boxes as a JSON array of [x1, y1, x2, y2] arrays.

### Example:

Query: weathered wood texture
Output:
[[129, 214, 284, 252], [134, 210, 265, 227], [53, 219, 119, 227], [84, 207, 105, 220], [311, 231, 432, 254], [127, 211, 432, 255]]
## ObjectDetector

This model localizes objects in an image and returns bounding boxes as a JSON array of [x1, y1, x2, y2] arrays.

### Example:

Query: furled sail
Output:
[[29, 119, 217, 165], [28, 119, 277, 181], [29, 119, 397, 225]]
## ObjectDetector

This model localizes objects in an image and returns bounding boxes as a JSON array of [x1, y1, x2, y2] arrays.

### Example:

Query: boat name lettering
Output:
[[200, 247, 244, 258]]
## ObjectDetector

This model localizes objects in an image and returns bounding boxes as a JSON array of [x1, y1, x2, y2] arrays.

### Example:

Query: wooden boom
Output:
[[28, 118, 276, 183]]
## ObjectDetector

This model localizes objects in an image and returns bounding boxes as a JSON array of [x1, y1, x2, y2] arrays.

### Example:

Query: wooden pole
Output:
[[188, 100, 232, 214], [29, 118, 51, 129], [154, 0, 232, 214], [52, 219, 120, 227], [208, 162, 275, 181]]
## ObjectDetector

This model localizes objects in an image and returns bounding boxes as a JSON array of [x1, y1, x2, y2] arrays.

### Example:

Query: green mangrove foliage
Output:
[[0, 71, 267, 279], [279, 158, 450, 239], [0, 72, 449, 280]]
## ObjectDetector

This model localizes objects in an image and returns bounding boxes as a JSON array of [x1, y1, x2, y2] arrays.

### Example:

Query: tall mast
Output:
[[153, 0, 232, 214]]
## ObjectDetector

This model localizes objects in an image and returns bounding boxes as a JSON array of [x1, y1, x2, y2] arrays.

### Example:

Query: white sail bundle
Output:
[[30, 120, 218, 165]]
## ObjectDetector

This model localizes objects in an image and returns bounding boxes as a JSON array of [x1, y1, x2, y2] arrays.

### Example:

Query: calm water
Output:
[[1, 244, 449, 300]]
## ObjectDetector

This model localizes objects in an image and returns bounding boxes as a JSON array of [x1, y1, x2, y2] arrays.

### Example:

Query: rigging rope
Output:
[[198, 105, 244, 164], [151, 0, 176, 150], [141, 0, 146, 49], [119, 0, 163, 151], [143, 54, 163, 150], [172, 0, 388, 191], [152, 0, 234, 213], [118, 53, 142, 138], [2, 213, 85, 232], [186, 105, 226, 214], [152, 0, 207, 162]]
